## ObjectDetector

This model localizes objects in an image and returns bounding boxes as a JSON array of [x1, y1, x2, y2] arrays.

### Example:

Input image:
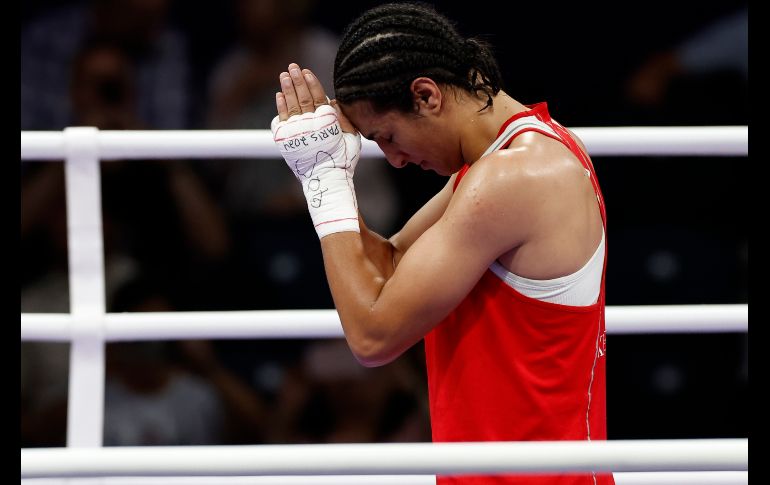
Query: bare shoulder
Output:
[[453, 133, 587, 208], [564, 127, 590, 156], [446, 133, 591, 247]]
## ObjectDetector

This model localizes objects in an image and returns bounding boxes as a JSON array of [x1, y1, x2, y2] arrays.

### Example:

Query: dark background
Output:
[[21, 0, 749, 446]]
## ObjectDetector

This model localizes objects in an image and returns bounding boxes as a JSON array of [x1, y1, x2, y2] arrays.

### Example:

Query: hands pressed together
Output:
[[275, 64, 328, 120], [270, 63, 362, 239]]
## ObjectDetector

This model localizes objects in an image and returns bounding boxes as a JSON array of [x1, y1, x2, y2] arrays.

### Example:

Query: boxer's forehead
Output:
[[340, 101, 409, 141]]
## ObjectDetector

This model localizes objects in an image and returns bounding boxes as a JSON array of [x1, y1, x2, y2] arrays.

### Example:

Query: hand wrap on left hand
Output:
[[271, 104, 361, 238]]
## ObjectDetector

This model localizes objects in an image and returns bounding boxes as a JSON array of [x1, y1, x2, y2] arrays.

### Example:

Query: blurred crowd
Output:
[[21, 0, 414, 448], [21, 0, 747, 447]]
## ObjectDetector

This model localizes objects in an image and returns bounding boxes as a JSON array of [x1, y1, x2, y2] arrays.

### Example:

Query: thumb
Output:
[[330, 99, 357, 134]]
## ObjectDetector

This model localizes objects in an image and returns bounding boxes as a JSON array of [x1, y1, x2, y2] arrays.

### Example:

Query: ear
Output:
[[410, 77, 442, 115]]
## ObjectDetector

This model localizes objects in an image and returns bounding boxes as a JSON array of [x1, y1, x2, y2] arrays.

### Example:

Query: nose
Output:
[[378, 143, 408, 168]]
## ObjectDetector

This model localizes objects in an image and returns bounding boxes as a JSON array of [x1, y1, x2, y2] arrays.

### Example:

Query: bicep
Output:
[[356, 174, 454, 279], [378, 218, 492, 327], [369, 184, 521, 361]]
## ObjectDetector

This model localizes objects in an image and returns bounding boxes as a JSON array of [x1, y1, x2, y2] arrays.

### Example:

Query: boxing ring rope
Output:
[[18, 473, 752, 485], [21, 126, 748, 159], [20, 126, 749, 483], [21, 304, 748, 342], [21, 439, 747, 477]]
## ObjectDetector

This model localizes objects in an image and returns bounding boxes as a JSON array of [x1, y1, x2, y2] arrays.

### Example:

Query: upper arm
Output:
[[389, 173, 457, 260], [565, 127, 590, 157], [357, 174, 456, 280], [363, 159, 533, 365]]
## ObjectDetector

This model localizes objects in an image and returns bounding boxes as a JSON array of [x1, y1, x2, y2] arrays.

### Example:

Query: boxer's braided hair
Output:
[[333, 2, 503, 113]]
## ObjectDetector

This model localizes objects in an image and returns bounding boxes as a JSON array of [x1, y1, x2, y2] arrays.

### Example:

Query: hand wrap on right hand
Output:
[[270, 105, 361, 238]]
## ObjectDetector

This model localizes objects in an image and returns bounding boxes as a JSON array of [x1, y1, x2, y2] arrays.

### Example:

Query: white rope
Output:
[[614, 472, 749, 485], [22, 478, 437, 485], [20, 304, 747, 342], [17, 472, 750, 485], [572, 126, 747, 156], [20, 439, 747, 478], [20, 126, 747, 160], [606, 304, 748, 334]]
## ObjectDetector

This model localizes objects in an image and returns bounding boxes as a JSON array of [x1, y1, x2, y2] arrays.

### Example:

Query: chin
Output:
[[419, 160, 453, 176]]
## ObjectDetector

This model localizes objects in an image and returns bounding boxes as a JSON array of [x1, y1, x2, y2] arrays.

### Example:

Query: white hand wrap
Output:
[[270, 105, 361, 238]]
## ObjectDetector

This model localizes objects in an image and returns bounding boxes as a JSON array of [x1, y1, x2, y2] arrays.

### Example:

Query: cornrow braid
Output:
[[333, 2, 504, 113]]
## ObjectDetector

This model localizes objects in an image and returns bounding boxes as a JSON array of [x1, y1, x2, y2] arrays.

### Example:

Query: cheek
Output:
[[399, 130, 433, 156], [410, 135, 447, 162]]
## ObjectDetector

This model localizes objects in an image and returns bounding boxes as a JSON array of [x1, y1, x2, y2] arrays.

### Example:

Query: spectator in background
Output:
[[104, 274, 269, 446], [21, 0, 190, 130], [198, 0, 401, 411], [22, 38, 232, 310], [74, 39, 231, 310], [202, 0, 399, 310], [624, 6, 748, 109], [105, 341, 225, 446], [203, 0, 344, 235], [21, 38, 233, 447], [69, 38, 145, 130], [206, 0, 339, 130], [265, 340, 430, 444], [21, 41, 143, 446], [21, 42, 146, 314]]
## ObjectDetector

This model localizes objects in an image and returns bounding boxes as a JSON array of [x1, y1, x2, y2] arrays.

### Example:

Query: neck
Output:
[[457, 91, 529, 165]]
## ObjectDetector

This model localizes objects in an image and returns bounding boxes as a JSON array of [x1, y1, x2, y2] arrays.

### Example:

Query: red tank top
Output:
[[424, 103, 613, 485]]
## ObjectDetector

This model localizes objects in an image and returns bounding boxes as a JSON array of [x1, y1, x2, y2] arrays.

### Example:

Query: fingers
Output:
[[302, 69, 328, 108], [289, 64, 316, 114], [278, 72, 299, 120], [276, 63, 330, 122], [276, 92, 289, 121]]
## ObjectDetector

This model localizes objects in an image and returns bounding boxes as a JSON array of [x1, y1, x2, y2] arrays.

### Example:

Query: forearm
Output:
[[269, 79, 408, 362], [320, 230, 395, 365], [358, 213, 400, 279]]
